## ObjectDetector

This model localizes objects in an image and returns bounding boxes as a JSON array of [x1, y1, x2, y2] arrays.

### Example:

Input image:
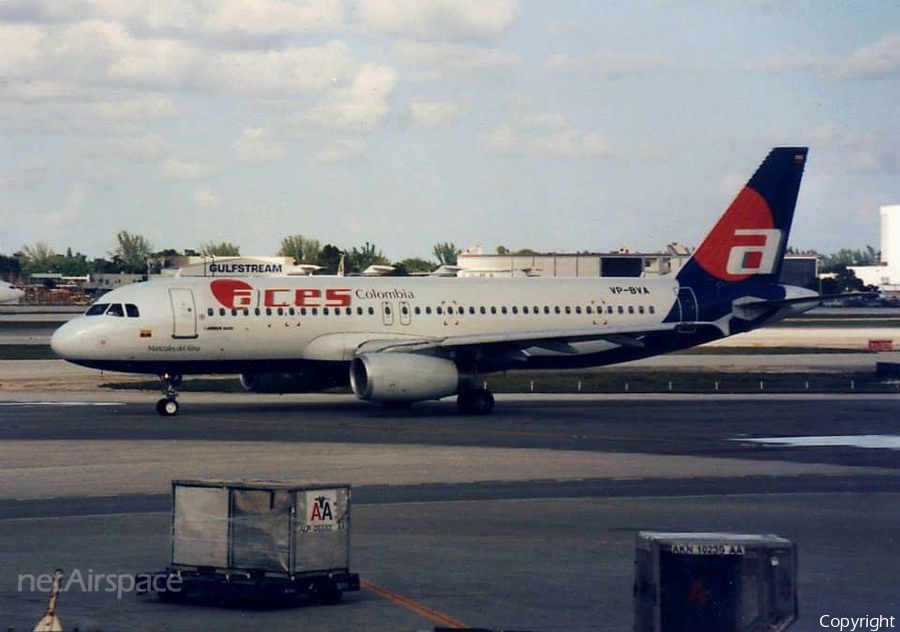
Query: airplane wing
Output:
[[354, 322, 679, 355]]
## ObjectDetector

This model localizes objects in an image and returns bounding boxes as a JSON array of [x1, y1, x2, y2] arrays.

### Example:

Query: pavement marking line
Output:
[[360, 578, 468, 629]]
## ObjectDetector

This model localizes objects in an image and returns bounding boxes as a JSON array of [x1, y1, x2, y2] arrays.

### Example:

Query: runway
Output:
[[0, 392, 898, 631]]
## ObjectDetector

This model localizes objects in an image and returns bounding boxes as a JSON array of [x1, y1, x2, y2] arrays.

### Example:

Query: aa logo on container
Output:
[[306, 491, 338, 526]]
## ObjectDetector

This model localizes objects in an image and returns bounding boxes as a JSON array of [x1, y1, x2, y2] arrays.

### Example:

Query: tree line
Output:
[[0, 232, 463, 279]]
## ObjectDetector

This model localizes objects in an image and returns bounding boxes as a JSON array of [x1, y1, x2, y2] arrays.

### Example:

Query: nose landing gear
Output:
[[156, 373, 183, 416]]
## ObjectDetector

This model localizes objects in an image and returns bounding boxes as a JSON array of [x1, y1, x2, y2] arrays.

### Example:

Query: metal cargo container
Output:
[[634, 532, 797, 632], [171, 479, 351, 574], [139, 480, 359, 604]]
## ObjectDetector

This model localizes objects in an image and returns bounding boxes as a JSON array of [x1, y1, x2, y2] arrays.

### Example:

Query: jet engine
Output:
[[239, 371, 346, 394], [350, 353, 460, 402]]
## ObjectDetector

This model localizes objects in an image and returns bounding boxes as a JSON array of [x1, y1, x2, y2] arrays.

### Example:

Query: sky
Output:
[[1, 0, 899, 263]]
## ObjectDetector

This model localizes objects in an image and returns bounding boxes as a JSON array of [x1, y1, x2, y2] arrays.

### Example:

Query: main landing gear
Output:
[[156, 373, 182, 416], [456, 388, 495, 415]]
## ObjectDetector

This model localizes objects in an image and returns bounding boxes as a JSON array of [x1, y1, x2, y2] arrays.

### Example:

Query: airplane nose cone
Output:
[[50, 320, 80, 359]]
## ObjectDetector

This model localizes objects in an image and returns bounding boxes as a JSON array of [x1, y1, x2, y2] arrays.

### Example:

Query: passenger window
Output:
[[218, 307, 226, 317], [544, 306, 550, 314], [585, 306, 592, 314], [277, 308, 284, 316], [523, 306, 529, 314], [490, 306, 497, 314], [107, 304, 125, 317], [480, 306, 486, 315], [639, 306, 645, 314], [368, 307, 374, 315], [385, 306, 391, 315], [607, 306, 613, 314], [512, 306, 518, 314], [469, 306, 475, 315], [357, 307, 364, 315], [628, 306, 635, 314], [232, 309, 238, 317], [266, 308, 273, 316], [301, 307, 307, 316], [255, 308, 261, 316], [650, 306, 656, 314], [86, 303, 109, 316], [426, 306, 432, 315], [617, 306, 624, 314], [447, 306, 453, 315], [206, 307, 213, 317], [243, 308, 249, 316], [533, 305, 539, 314], [402, 305, 409, 315], [312, 308, 318, 316], [345, 308, 352, 315], [436, 306, 442, 315], [414, 306, 421, 315], [554, 306, 561, 314], [501, 306, 508, 315]]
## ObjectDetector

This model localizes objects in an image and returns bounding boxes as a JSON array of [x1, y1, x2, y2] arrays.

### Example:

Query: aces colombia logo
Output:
[[692, 187, 784, 282], [210, 279, 352, 309]]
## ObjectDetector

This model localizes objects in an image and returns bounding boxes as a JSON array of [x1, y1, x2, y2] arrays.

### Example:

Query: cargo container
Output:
[[634, 532, 797, 632], [139, 479, 360, 604]]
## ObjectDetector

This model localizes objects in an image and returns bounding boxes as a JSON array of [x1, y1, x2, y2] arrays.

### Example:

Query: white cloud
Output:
[[743, 50, 828, 74], [517, 113, 570, 130], [0, 25, 46, 78], [0, 0, 344, 38], [530, 130, 610, 157], [202, 0, 344, 37], [834, 34, 900, 80], [395, 42, 518, 78], [231, 128, 287, 162], [546, 51, 676, 78], [44, 186, 87, 228], [314, 138, 367, 163], [211, 41, 355, 95], [106, 133, 168, 160], [483, 122, 518, 154], [193, 185, 221, 210], [358, 0, 518, 40], [90, 95, 178, 121], [160, 156, 217, 180], [543, 19, 584, 38], [300, 63, 398, 132], [408, 100, 464, 127]]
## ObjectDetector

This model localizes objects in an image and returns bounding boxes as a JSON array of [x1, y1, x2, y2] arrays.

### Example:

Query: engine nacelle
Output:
[[239, 371, 345, 394], [350, 353, 460, 402]]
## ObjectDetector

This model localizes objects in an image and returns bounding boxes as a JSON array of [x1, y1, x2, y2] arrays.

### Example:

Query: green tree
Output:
[[496, 245, 509, 255], [111, 231, 153, 273], [315, 244, 343, 274], [345, 241, 388, 274], [279, 234, 321, 264], [200, 241, 241, 257], [19, 242, 56, 273], [397, 257, 437, 274], [820, 246, 879, 272], [432, 242, 460, 266], [0, 254, 21, 281]]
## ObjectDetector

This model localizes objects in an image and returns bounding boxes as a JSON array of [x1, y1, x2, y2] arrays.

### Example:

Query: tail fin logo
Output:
[[692, 187, 781, 282]]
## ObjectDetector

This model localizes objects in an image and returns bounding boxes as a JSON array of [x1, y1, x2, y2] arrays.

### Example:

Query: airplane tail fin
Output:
[[676, 147, 808, 286]]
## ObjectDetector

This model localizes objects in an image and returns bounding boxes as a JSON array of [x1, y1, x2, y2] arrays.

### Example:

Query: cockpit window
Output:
[[106, 304, 125, 317], [125, 304, 140, 318], [85, 303, 109, 316]]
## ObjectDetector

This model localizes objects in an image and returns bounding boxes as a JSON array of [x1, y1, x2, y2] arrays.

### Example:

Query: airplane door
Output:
[[677, 287, 698, 323], [399, 301, 411, 326], [381, 301, 394, 326], [169, 288, 198, 339]]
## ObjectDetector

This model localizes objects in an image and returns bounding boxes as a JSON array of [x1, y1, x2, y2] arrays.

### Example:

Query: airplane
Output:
[[0, 281, 25, 304], [52, 147, 821, 416]]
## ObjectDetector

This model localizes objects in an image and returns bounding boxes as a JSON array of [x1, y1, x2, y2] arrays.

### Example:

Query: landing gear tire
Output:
[[457, 388, 495, 415], [156, 373, 183, 416], [156, 398, 179, 416]]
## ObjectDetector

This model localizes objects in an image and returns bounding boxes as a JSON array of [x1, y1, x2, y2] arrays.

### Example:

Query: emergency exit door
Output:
[[169, 288, 198, 339]]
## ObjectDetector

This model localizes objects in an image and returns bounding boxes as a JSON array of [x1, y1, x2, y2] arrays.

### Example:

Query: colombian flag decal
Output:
[[140, 330, 152, 338]]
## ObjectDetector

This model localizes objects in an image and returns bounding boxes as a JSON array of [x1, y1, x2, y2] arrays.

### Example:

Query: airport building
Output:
[[849, 205, 900, 297], [456, 245, 819, 288]]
